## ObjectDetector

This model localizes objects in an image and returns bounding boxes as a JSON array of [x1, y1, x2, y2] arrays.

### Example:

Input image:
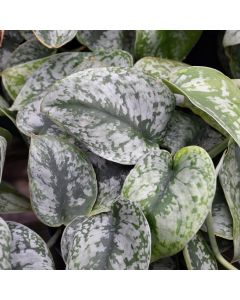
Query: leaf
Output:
[[165, 66, 240, 144], [134, 57, 187, 80], [33, 30, 77, 48], [223, 31, 240, 78], [28, 135, 97, 227], [223, 30, 240, 47], [183, 232, 218, 270], [134, 30, 202, 61], [62, 197, 151, 270], [20, 30, 34, 40], [7, 37, 55, 68], [76, 30, 135, 52], [219, 142, 240, 261], [7, 221, 54, 270], [149, 256, 177, 270], [0, 136, 7, 182], [122, 146, 216, 261], [0, 127, 12, 144], [41, 67, 175, 165], [0, 217, 11, 270], [2, 57, 50, 101], [0, 182, 31, 213]]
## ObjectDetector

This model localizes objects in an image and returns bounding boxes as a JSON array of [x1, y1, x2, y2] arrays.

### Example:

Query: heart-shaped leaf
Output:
[[28, 135, 97, 227], [219, 142, 240, 261], [0, 217, 11, 270], [62, 197, 151, 270], [183, 232, 218, 270], [122, 146, 216, 261], [165, 66, 240, 144], [41, 67, 175, 164], [134, 30, 202, 61], [33, 30, 77, 48]]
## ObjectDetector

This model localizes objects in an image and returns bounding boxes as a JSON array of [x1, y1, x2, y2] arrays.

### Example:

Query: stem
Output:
[[206, 213, 237, 270], [47, 228, 62, 248], [183, 247, 193, 270], [208, 138, 229, 159]]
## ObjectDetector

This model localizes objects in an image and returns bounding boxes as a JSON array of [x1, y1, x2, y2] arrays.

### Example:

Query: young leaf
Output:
[[0, 217, 11, 270], [183, 232, 218, 270], [219, 142, 240, 261], [122, 146, 216, 261], [28, 135, 97, 227], [134, 30, 202, 61], [41, 67, 175, 165], [33, 30, 77, 48], [165, 66, 240, 145], [7, 221, 55, 270], [63, 197, 151, 270]]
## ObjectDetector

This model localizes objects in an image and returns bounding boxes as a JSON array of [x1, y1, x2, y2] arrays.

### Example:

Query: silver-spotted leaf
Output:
[[7, 221, 54, 270], [41, 67, 175, 165], [219, 142, 240, 261], [122, 146, 216, 261], [134, 30, 202, 61], [183, 232, 218, 270], [64, 197, 151, 270], [33, 30, 77, 48], [28, 135, 97, 227], [0, 217, 11, 270]]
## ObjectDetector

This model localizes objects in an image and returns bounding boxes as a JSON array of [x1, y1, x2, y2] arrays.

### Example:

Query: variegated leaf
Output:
[[0, 136, 7, 182], [134, 30, 202, 61], [0, 217, 11, 270], [219, 142, 240, 261], [122, 146, 216, 261], [0, 182, 31, 213], [2, 57, 49, 100], [7, 37, 55, 68], [149, 256, 177, 270], [33, 30, 77, 48], [64, 197, 151, 270], [20, 30, 34, 40], [0, 94, 10, 113], [28, 135, 97, 227], [7, 221, 54, 270], [76, 30, 135, 52], [165, 66, 240, 144], [183, 232, 218, 270], [134, 57, 187, 80], [41, 67, 175, 165]]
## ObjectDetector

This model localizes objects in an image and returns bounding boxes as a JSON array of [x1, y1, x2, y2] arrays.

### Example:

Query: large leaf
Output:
[[219, 142, 240, 261], [62, 197, 151, 270], [0, 182, 31, 213], [0, 217, 11, 270], [122, 146, 216, 261], [2, 57, 49, 100], [7, 221, 54, 270], [33, 30, 77, 48], [41, 67, 175, 164], [134, 30, 202, 61], [183, 232, 218, 270], [28, 135, 97, 227], [165, 66, 240, 144]]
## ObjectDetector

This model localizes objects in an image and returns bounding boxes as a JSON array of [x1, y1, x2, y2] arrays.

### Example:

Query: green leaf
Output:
[[134, 30, 202, 61], [0, 136, 7, 182], [7, 221, 55, 270], [33, 30, 77, 48], [122, 146, 216, 261], [2, 57, 50, 101], [0, 217, 11, 270], [28, 135, 97, 227], [0, 182, 31, 214], [183, 232, 218, 270], [165, 66, 240, 144], [0, 127, 12, 144], [219, 142, 240, 261], [134, 57, 187, 80], [41, 67, 175, 165], [20, 30, 34, 40], [62, 197, 151, 270]]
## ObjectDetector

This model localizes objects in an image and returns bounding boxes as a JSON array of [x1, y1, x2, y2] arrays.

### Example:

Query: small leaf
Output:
[[219, 142, 240, 261], [223, 30, 240, 47], [2, 57, 50, 100], [33, 30, 77, 48], [122, 146, 216, 261], [62, 197, 151, 270], [0, 217, 11, 270], [0, 182, 31, 214], [41, 67, 175, 165], [0, 136, 7, 182], [28, 135, 97, 227], [183, 232, 218, 270], [134, 30, 202, 61]]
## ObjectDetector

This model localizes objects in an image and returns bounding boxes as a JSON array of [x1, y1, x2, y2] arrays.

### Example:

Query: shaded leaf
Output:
[[0, 217, 11, 270], [19, 30, 34, 40], [223, 31, 240, 78], [149, 256, 177, 270], [33, 30, 77, 48], [122, 146, 216, 261], [0, 136, 7, 182], [28, 135, 97, 227]]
